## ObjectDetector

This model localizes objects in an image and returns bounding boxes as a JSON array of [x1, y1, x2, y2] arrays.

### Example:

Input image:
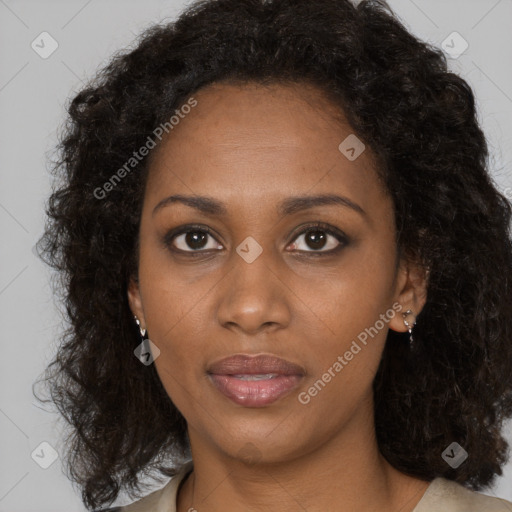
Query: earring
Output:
[[402, 309, 417, 347], [134, 315, 147, 340]]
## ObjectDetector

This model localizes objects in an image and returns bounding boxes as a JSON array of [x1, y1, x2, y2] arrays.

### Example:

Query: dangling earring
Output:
[[402, 309, 417, 347], [134, 315, 147, 340], [132, 316, 160, 365]]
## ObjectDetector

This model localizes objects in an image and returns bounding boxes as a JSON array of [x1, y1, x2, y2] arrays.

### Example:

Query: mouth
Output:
[[206, 354, 305, 407]]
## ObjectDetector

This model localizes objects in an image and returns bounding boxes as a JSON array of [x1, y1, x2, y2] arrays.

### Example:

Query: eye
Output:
[[163, 222, 349, 255], [164, 225, 223, 253], [288, 223, 348, 254]]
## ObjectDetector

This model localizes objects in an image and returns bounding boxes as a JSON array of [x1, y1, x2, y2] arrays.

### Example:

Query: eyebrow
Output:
[[152, 193, 367, 219]]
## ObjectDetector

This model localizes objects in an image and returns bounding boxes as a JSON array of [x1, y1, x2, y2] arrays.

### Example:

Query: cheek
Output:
[[295, 277, 395, 423], [136, 251, 201, 375], [306, 239, 397, 337], [141, 281, 207, 373], [137, 231, 207, 330], [139, 272, 208, 413], [297, 239, 397, 390]]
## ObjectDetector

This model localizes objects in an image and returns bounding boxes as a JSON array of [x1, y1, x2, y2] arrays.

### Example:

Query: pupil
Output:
[[306, 230, 326, 250], [186, 231, 207, 249]]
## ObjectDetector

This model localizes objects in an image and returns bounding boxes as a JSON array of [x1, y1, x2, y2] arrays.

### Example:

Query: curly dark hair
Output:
[[34, 0, 512, 509]]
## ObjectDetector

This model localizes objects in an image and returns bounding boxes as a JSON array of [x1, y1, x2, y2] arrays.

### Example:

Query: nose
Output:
[[216, 251, 291, 335]]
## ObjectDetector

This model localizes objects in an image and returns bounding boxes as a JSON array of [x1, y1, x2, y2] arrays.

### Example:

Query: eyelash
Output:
[[162, 222, 349, 257]]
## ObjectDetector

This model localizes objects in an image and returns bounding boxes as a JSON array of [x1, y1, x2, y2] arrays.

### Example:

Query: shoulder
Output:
[[94, 460, 194, 512], [414, 477, 512, 512]]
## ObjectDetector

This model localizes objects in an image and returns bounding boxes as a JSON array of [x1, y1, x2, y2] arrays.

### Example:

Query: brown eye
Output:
[[304, 230, 328, 250], [289, 223, 348, 254], [164, 226, 223, 252], [183, 231, 208, 250]]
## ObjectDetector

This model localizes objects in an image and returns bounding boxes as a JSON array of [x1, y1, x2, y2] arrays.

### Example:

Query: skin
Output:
[[128, 81, 429, 512]]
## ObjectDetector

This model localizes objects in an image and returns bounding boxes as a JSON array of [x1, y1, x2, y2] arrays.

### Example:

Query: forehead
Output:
[[144, 81, 387, 218]]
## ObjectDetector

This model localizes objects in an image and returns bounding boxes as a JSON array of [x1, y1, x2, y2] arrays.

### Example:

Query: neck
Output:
[[177, 396, 429, 512]]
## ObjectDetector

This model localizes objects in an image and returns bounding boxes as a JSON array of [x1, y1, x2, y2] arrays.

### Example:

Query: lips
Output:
[[207, 354, 305, 376], [207, 354, 305, 407]]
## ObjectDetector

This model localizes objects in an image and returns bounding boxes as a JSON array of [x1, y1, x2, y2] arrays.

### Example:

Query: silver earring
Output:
[[134, 315, 146, 339], [402, 309, 417, 347]]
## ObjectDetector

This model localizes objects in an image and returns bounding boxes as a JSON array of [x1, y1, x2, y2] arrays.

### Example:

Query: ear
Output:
[[388, 257, 429, 334], [127, 275, 146, 329]]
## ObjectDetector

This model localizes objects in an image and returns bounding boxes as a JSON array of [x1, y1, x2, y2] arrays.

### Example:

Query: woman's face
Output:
[[128, 81, 426, 464]]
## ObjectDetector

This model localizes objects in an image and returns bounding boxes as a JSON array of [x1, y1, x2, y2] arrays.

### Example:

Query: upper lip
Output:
[[207, 354, 305, 376]]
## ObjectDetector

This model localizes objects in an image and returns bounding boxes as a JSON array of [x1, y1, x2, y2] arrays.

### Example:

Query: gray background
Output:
[[1, 0, 511, 510]]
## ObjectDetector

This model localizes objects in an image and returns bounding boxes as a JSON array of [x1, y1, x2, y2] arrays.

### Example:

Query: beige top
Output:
[[117, 460, 512, 511]]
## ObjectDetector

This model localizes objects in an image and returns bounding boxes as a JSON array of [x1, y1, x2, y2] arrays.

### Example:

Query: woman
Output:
[[34, 0, 512, 510]]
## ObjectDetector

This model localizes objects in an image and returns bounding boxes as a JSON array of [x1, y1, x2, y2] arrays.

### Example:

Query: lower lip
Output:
[[208, 374, 303, 407]]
